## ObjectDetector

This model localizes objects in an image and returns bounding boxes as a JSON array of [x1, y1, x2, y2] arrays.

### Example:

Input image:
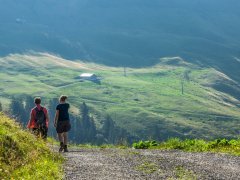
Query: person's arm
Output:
[[54, 110, 59, 127], [27, 110, 34, 129], [45, 109, 50, 128]]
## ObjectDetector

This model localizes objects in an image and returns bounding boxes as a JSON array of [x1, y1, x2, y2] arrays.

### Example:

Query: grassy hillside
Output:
[[0, 53, 240, 140], [0, 112, 63, 179]]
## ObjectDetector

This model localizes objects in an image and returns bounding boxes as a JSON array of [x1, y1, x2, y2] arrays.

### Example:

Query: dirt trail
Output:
[[62, 148, 240, 180]]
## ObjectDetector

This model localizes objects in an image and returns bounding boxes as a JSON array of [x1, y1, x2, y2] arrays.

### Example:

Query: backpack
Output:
[[35, 107, 46, 127]]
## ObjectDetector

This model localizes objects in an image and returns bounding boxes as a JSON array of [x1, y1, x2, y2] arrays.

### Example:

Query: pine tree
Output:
[[89, 116, 97, 142], [22, 95, 34, 126], [68, 114, 83, 143], [101, 114, 133, 144], [80, 102, 97, 143], [48, 98, 59, 136], [81, 102, 89, 142], [102, 115, 115, 143], [9, 98, 25, 122], [24, 96, 34, 113], [76, 116, 84, 143], [81, 102, 90, 127], [0, 101, 2, 112], [48, 98, 59, 119]]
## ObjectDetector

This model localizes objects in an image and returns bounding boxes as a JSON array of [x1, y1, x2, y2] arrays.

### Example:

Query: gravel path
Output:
[[63, 148, 240, 180]]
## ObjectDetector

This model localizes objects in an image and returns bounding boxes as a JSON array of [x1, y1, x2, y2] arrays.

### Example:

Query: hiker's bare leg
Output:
[[63, 132, 68, 145], [58, 133, 64, 152], [63, 132, 69, 152], [58, 133, 63, 142]]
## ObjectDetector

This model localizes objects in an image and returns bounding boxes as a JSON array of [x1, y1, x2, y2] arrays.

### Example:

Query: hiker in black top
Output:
[[54, 95, 71, 152]]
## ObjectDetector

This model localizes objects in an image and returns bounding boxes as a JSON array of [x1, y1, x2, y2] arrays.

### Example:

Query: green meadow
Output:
[[0, 53, 239, 140]]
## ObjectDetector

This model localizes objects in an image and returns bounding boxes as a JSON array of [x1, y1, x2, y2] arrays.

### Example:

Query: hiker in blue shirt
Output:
[[54, 95, 71, 152]]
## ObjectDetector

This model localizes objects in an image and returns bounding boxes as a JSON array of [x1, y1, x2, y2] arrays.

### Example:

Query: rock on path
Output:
[[63, 148, 240, 180]]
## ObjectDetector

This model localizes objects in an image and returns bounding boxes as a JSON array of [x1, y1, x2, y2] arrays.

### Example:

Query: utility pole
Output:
[[124, 67, 127, 77], [181, 80, 184, 95]]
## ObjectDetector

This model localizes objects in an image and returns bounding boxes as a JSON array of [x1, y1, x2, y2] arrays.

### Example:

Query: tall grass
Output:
[[0, 113, 63, 179], [133, 138, 240, 156]]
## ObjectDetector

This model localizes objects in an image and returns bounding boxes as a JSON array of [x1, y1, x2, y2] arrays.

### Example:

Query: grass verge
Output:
[[133, 138, 240, 156], [0, 113, 63, 179]]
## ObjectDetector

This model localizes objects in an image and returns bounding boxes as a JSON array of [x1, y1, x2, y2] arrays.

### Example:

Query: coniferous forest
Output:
[[6, 96, 134, 145]]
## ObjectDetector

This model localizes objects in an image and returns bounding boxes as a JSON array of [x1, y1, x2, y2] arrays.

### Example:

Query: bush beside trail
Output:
[[133, 140, 158, 149], [132, 138, 240, 156], [0, 113, 63, 179]]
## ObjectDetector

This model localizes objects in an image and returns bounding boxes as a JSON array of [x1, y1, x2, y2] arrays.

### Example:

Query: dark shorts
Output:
[[56, 121, 71, 133], [32, 127, 48, 139]]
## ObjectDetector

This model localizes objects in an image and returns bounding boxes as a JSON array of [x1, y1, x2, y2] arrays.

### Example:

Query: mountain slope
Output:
[[1, 0, 240, 82], [0, 53, 240, 140]]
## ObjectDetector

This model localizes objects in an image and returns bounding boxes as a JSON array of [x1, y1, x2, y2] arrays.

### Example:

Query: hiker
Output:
[[54, 95, 71, 152], [27, 97, 49, 140]]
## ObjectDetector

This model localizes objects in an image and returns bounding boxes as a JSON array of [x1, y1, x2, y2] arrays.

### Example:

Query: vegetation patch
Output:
[[73, 143, 128, 149], [136, 161, 159, 174], [0, 113, 63, 179], [133, 140, 158, 149], [132, 138, 240, 156], [173, 166, 196, 180]]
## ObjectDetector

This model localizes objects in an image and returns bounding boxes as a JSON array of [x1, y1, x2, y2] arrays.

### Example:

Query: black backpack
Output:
[[35, 107, 46, 127]]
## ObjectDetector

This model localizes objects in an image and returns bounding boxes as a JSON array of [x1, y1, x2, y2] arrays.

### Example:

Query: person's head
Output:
[[59, 95, 68, 103], [34, 97, 41, 105]]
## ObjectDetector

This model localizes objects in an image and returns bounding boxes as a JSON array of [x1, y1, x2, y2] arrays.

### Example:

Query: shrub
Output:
[[133, 140, 158, 149], [132, 138, 240, 156]]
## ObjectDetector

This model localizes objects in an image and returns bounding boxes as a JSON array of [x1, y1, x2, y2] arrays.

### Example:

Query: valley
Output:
[[0, 53, 240, 141]]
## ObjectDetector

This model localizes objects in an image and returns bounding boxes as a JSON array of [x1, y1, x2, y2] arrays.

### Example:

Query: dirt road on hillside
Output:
[[62, 148, 240, 180]]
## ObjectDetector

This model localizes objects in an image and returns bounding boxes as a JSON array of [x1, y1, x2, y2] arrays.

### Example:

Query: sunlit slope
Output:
[[0, 112, 63, 179], [0, 53, 240, 139]]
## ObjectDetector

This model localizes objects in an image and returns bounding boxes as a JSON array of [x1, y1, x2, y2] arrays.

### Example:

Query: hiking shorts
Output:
[[56, 121, 71, 133]]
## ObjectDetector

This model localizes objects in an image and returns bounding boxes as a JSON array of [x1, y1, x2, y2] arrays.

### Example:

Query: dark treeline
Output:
[[8, 95, 134, 145], [0, 101, 2, 112]]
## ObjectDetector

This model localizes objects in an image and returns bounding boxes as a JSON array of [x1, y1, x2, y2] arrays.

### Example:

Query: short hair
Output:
[[59, 95, 68, 102], [34, 97, 41, 104]]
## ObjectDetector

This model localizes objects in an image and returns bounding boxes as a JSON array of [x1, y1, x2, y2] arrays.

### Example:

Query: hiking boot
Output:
[[59, 142, 64, 152], [64, 145, 68, 152]]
